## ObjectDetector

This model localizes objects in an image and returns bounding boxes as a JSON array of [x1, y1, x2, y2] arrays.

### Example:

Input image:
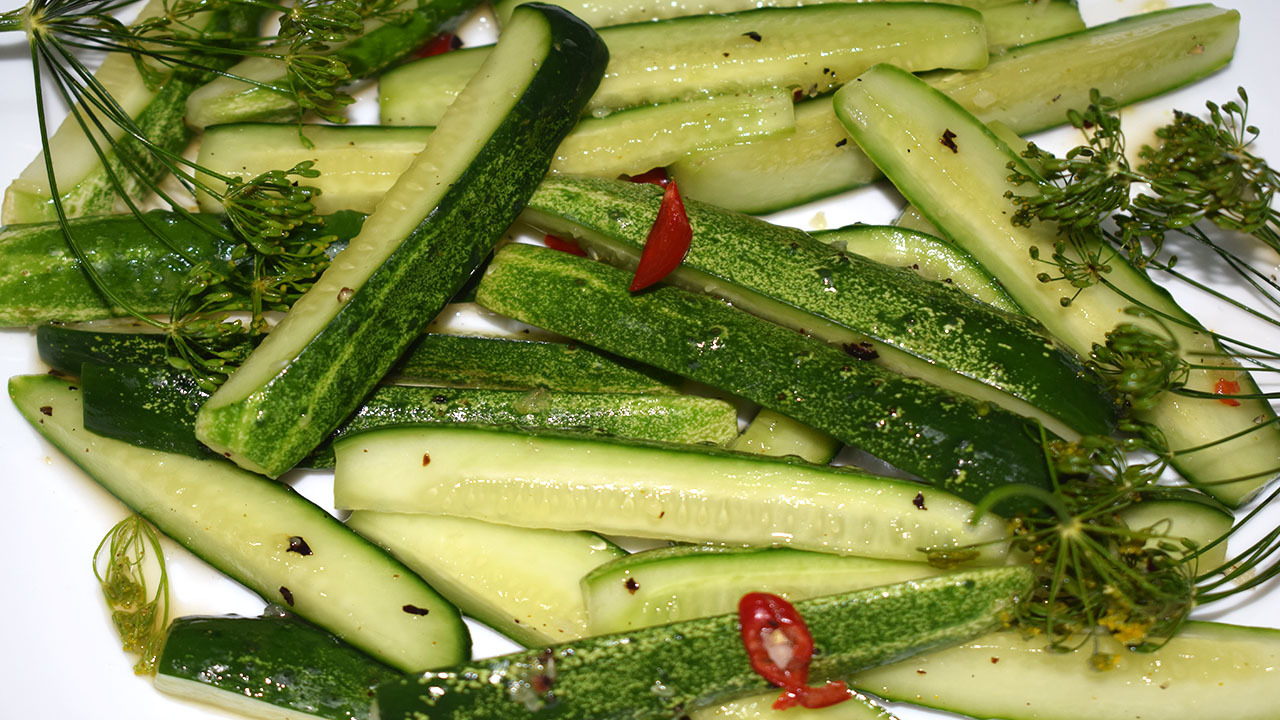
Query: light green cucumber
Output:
[[374, 567, 1032, 720], [690, 692, 899, 720], [348, 512, 625, 647], [378, 3, 988, 124], [183, 0, 481, 128], [670, 4, 1241, 213], [812, 224, 1021, 313], [731, 409, 840, 464], [475, 243, 1057, 512], [852, 622, 1280, 720], [1, 1, 257, 224], [194, 5, 609, 477], [521, 175, 1116, 439], [155, 614, 402, 720], [9, 374, 470, 672], [834, 62, 1279, 506], [333, 425, 1010, 562], [583, 545, 949, 634]]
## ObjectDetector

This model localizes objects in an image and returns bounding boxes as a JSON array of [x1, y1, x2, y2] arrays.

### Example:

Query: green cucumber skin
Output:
[[476, 243, 1054, 513], [195, 6, 610, 477], [9, 374, 471, 672], [0, 211, 364, 326], [79, 363, 735, 466], [156, 615, 401, 720], [523, 175, 1116, 438], [37, 324, 254, 376], [375, 567, 1032, 720], [670, 4, 1240, 214]]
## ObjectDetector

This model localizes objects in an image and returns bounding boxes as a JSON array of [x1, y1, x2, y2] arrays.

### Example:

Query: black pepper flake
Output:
[[432, 394, 448, 404], [990, 656, 1000, 664], [422, 452, 431, 466], [835, 138, 848, 148], [38, 406, 52, 416], [403, 604, 431, 615], [624, 577, 640, 594], [742, 31, 762, 41], [337, 286, 355, 302], [723, 52, 730, 57], [287, 536, 313, 556], [842, 342, 879, 361], [913, 492, 927, 510], [940, 129, 959, 153], [279, 586, 295, 606], [916, 669, 927, 675]]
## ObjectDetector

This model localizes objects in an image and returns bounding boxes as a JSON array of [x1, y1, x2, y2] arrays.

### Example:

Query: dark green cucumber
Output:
[[374, 567, 1031, 720], [333, 424, 1010, 562], [0, 211, 365, 326], [195, 5, 609, 477], [853, 622, 1280, 720], [183, 0, 481, 128], [475, 243, 1055, 512], [348, 512, 625, 647], [812, 224, 1021, 314], [834, 62, 1280, 506], [522, 175, 1116, 438], [378, 3, 988, 124], [583, 545, 947, 634], [79, 362, 736, 465], [156, 614, 401, 720], [670, 4, 1241, 213], [9, 374, 470, 672], [1, 1, 259, 223]]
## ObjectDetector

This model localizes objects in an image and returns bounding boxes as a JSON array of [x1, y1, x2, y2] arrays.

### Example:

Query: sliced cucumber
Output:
[[379, 4, 988, 124], [375, 567, 1031, 720], [834, 62, 1280, 505], [690, 691, 898, 720], [812, 224, 1021, 313], [348, 512, 625, 647], [493, 0, 1017, 28], [853, 622, 1280, 720], [521, 175, 1115, 439], [583, 545, 949, 634], [9, 374, 470, 672], [333, 424, 1010, 562], [195, 4, 609, 477], [183, 0, 480, 128], [730, 409, 840, 464], [670, 4, 1241, 213], [155, 614, 401, 720]]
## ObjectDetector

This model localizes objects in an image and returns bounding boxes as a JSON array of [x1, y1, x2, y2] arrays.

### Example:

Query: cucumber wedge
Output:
[[730, 409, 840, 464], [9, 374, 470, 672], [493, 0, 1018, 28], [374, 567, 1032, 720], [475, 243, 1056, 512], [834, 62, 1280, 505], [333, 425, 1010, 562], [521, 175, 1115, 438], [195, 4, 609, 477]]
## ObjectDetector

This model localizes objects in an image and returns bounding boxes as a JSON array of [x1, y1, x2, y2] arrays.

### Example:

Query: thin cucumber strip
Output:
[[583, 545, 949, 634], [494, 0, 1018, 27], [474, 243, 1056, 512], [730, 409, 840, 464], [348, 512, 625, 647], [979, 0, 1083, 51], [79, 363, 736, 466], [521, 175, 1116, 438], [852, 622, 1280, 720], [155, 614, 402, 720], [834, 62, 1280, 505], [378, 4, 988, 124], [195, 5, 609, 477], [183, 0, 481, 129], [690, 692, 899, 720], [1, 2, 258, 223], [0, 211, 365, 326], [670, 4, 1240, 213], [812, 224, 1022, 313], [332, 425, 1010, 562], [374, 567, 1032, 720], [8, 374, 470, 672]]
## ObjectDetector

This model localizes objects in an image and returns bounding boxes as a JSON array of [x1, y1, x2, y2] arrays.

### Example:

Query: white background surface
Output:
[[0, 1, 1278, 718]]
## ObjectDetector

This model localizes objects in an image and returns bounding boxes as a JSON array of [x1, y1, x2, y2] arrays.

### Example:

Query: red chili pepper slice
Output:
[[738, 592, 851, 710], [629, 180, 692, 292], [1215, 378, 1242, 407], [625, 167, 670, 187], [543, 233, 587, 257], [414, 32, 460, 58]]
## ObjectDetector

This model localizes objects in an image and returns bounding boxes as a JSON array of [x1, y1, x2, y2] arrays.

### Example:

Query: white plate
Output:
[[0, 1, 1277, 718]]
